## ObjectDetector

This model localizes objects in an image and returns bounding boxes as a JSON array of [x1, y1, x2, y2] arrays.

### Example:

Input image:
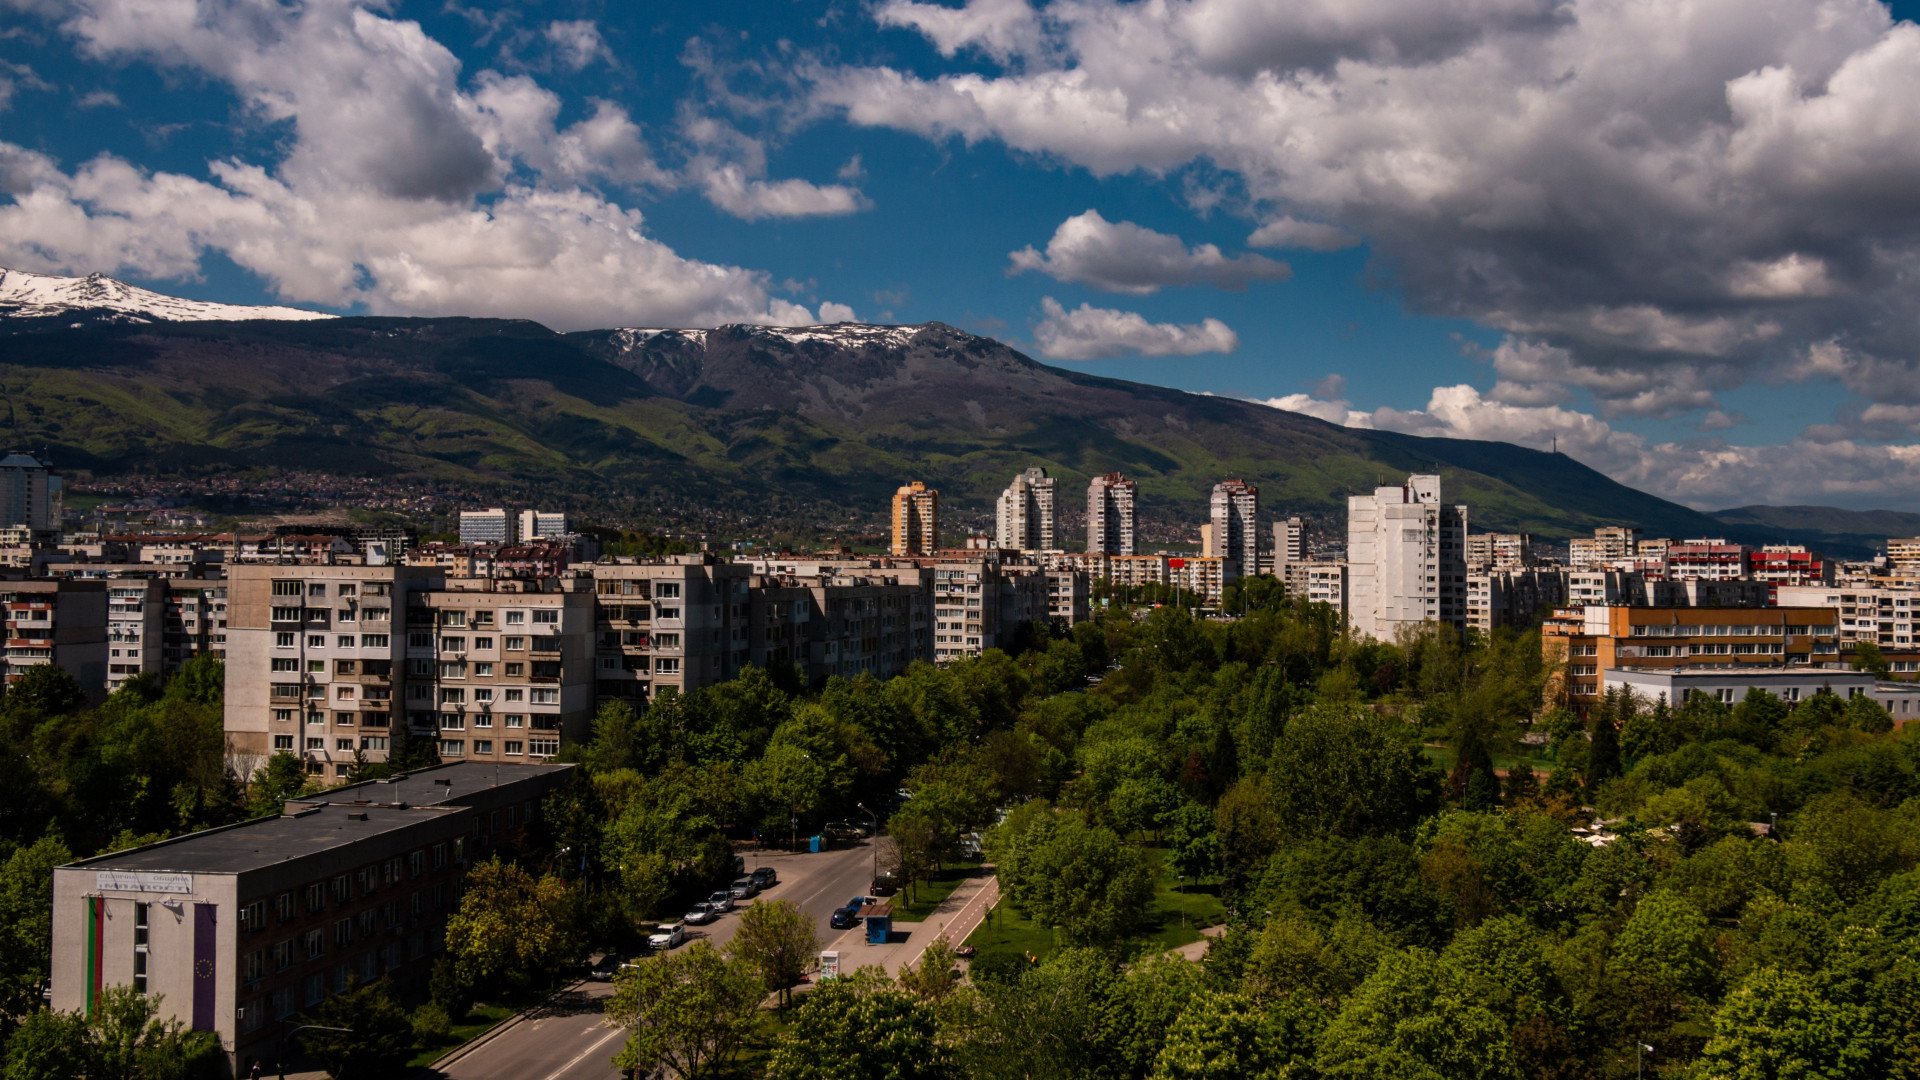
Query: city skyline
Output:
[[6, 2, 1920, 511]]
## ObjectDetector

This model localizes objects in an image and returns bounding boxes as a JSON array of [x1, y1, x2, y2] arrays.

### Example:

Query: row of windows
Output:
[[438, 738, 557, 757]]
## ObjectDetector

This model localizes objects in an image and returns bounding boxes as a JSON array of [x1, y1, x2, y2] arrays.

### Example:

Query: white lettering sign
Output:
[[95, 871, 193, 894]]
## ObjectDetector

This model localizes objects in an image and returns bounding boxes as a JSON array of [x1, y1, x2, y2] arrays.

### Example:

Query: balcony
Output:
[[528, 638, 562, 659]]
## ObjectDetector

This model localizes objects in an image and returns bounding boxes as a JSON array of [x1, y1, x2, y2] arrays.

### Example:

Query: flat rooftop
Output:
[[68, 761, 572, 876]]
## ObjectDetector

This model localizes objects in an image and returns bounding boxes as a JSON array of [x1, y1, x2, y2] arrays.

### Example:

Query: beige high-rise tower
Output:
[[891, 481, 940, 556], [1210, 479, 1259, 581], [1087, 472, 1137, 556], [995, 467, 1056, 551]]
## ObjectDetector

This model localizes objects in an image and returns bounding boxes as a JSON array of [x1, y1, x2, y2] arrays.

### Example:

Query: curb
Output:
[[422, 978, 592, 1075]]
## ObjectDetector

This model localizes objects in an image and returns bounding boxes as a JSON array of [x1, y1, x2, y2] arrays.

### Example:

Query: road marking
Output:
[[900, 875, 998, 974], [539, 1024, 624, 1080]]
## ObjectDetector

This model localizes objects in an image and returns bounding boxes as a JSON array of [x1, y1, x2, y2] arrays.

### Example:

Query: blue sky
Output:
[[4, 0, 1920, 510]]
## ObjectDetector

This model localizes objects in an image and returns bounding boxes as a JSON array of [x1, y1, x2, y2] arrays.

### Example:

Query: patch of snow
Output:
[[613, 328, 710, 351], [0, 267, 335, 323], [743, 323, 927, 350]]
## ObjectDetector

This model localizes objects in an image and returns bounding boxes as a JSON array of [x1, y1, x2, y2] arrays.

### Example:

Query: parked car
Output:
[[707, 890, 735, 912], [750, 866, 777, 889], [684, 902, 718, 925], [829, 898, 866, 929], [729, 876, 758, 900], [588, 960, 617, 980], [648, 923, 686, 951], [870, 871, 900, 896], [823, 821, 864, 841]]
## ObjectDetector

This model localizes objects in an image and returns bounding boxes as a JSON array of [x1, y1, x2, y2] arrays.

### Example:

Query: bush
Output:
[[411, 1002, 453, 1043]]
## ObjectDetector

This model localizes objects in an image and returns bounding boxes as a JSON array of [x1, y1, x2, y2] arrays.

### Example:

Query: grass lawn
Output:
[[962, 843, 1227, 964], [404, 1002, 516, 1068], [893, 861, 983, 921]]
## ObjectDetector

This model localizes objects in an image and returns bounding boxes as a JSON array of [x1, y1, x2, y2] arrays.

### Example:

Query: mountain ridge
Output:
[[0, 267, 334, 325], [0, 270, 1828, 547]]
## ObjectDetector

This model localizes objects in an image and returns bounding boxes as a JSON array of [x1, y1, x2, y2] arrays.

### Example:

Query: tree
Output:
[[1214, 779, 1280, 894], [7, 986, 222, 1080], [897, 937, 962, 1003], [0, 837, 70, 1028], [1852, 640, 1892, 680], [996, 809, 1154, 945], [1267, 703, 1441, 841], [1165, 802, 1221, 886], [607, 941, 765, 1080], [1608, 889, 1717, 1037], [1696, 968, 1880, 1080], [1315, 949, 1522, 1080], [1585, 704, 1622, 789], [1150, 990, 1319, 1080], [246, 752, 312, 818], [302, 977, 413, 1079], [443, 858, 576, 991], [729, 899, 819, 1007], [765, 971, 952, 1080]]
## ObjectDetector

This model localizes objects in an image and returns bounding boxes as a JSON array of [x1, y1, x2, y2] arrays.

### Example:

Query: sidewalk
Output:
[[824, 871, 1000, 978], [1167, 924, 1225, 962]]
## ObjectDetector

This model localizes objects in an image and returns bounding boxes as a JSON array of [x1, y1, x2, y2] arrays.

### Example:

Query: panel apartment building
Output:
[[224, 565, 595, 780], [1777, 582, 1920, 679], [1087, 472, 1137, 556], [50, 762, 572, 1076], [1347, 474, 1468, 641], [995, 467, 1056, 552]]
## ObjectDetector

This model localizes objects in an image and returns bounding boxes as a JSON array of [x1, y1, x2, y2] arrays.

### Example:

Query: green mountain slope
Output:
[[1, 315, 1736, 541]]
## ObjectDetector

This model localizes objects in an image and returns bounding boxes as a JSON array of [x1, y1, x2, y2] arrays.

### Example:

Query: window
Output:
[[474, 637, 494, 650], [529, 738, 559, 757], [307, 635, 326, 648], [505, 740, 524, 755], [272, 657, 298, 672], [505, 715, 525, 728], [274, 734, 294, 750], [335, 919, 353, 947], [440, 739, 465, 757], [530, 688, 558, 704], [474, 662, 494, 677], [305, 737, 324, 751], [274, 709, 294, 723], [276, 892, 296, 922], [505, 663, 524, 677], [273, 939, 294, 971], [336, 738, 354, 751], [474, 739, 493, 755], [244, 950, 265, 986], [276, 632, 296, 648], [361, 634, 389, 648], [240, 900, 267, 931], [505, 610, 525, 625], [504, 688, 524, 702], [336, 635, 355, 648], [533, 610, 558, 624], [132, 902, 150, 993], [332, 875, 351, 903], [654, 658, 680, 675], [272, 580, 302, 597], [505, 636, 527, 651], [433, 843, 448, 869]]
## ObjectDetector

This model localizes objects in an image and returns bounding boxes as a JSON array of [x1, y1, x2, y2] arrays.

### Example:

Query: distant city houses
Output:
[[11, 455, 1920, 786]]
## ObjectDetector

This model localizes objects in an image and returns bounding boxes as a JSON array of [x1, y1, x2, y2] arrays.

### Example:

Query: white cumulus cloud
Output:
[[1010, 209, 1290, 294], [1033, 296, 1238, 360]]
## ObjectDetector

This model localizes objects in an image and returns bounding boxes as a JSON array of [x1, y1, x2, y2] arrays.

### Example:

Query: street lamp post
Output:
[[856, 802, 879, 883]]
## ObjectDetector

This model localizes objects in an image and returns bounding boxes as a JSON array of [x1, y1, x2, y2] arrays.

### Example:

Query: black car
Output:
[[829, 901, 864, 929], [750, 866, 777, 889]]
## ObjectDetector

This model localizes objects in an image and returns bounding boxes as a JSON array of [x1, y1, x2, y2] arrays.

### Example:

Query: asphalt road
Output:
[[433, 840, 878, 1080]]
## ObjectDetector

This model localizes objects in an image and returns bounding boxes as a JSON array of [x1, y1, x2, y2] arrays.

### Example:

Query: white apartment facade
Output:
[[1087, 472, 1137, 556], [995, 467, 1056, 552], [1209, 480, 1259, 582], [1346, 474, 1468, 641]]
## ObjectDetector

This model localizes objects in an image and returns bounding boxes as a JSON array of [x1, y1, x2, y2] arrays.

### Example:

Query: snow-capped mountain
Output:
[[608, 323, 927, 354], [0, 267, 334, 324]]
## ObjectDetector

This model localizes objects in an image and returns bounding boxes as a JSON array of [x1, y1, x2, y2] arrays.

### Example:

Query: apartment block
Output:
[[1170, 555, 1228, 605], [456, 509, 515, 546], [404, 579, 596, 768], [1, 578, 107, 698], [1087, 472, 1137, 556], [928, 555, 1049, 662], [1748, 545, 1833, 595], [0, 452, 58, 534], [1046, 570, 1090, 627], [50, 762, 572, 1076], [1888, 538, 1920, 575], [1568, 526, 1640, 568], [1666, 539, 1750, 581], [516, 510, 569, 541], [1465, 569, 1567, 633], [890, 482, 940, 557], [1465, 532, 1533, 572], [1776, 583, 1920, 678], [994, 467, 1056, 552], [1272, 517, 1305, 575], [104, 577, 166, 694], [1542, 605, 1841, 710], [224, 565, 428, 782], [1346, 474, 1468, 641], [1607, 666, 1920, 722], [1209, 480, 1259, 582], [166, 579, 229, 671], [590, 558, 755, 702]]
